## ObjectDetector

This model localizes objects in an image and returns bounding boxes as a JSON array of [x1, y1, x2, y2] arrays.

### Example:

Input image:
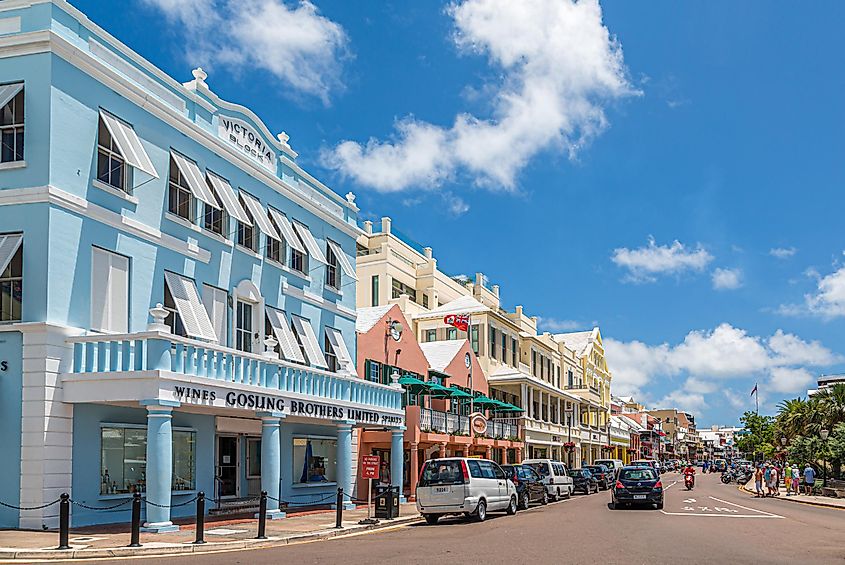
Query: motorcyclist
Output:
[[683, 463, 696, 488]]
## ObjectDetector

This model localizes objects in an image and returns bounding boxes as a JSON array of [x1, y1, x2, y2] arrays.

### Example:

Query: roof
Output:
[[355, 305, 393, 334], [553, 328, 596, 357], [415, 295, 489, 319], [419, 340, 467, 373]]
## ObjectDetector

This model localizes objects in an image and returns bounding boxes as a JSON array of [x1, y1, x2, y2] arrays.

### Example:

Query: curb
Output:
[[738, 484, 844, 511], [0, 514, 423, 561]]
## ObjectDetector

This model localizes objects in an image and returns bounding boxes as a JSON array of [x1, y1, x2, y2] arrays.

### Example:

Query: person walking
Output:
[[792, 464, 800, 495], [770, 465, 780, 496], [754, 465, 764, 497], [803, 463, 816, 495], [784, 463, 793, 496], [763, 464, 772, 496]]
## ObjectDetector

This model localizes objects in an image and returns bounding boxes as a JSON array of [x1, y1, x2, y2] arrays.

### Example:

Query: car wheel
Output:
[[567, 486, 573, 499], [555, 487, 561, 501], [474, 499, 487, 522], [424, 514, 439, 525], [609, 501, 616, 510], [583, 486, 590, 495], [541, 490, 549, 505], [519, 493, 529, 510], [506, 496, 517, 515], [656, 501, 664, 510]]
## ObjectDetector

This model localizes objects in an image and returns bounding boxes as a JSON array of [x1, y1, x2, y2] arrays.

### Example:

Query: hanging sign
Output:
[[361, 455, 380, 479], [218, 116, 277, 172], [470, 412, 488, 435]]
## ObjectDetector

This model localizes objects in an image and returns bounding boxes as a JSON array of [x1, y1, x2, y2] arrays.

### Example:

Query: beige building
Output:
[[356, 217, 610, 467]]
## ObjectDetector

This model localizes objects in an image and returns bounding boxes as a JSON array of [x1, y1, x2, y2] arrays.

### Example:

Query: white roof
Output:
[[415, 295, 489, 319], [419, 340, 466, 373], [553, 328, 596, 357], [355, 305, 393, 334]]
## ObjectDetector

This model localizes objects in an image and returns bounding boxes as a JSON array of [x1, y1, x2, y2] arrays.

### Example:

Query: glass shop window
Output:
[[100, 426, 195, 495], [292, 437, 337, 484]]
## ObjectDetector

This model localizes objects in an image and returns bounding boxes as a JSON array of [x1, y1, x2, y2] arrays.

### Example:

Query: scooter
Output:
[[720, 471, 734, 484], [684, 474, 695, 490]]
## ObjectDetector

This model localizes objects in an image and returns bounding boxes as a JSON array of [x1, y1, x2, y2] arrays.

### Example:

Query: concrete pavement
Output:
[[43, 473, 843, 565]]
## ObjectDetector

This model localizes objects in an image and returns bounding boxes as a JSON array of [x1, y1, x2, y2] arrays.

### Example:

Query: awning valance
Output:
[[100, 110, 158, 178], [206, 171, 250, 224], [239, 191, 280, 240], [265, 307, 305, 364], [325, 327, 354, 374], [327, 239, 357, 280], [267, 208, 305, 253], [164, 272, 217, 341], [170, 151, 218, 207], [290, 315, 328, 369], [292, 222, 327, 264], [0, 233, 22, 275]]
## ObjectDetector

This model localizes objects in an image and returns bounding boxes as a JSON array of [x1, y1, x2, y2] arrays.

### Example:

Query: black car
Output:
[[585, 464, 612, 490], [502, 464, 548, 509], [611, 466, 664, 509], [571, 468, 599, 495]]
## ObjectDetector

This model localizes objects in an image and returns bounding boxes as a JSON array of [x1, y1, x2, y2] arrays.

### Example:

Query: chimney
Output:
[[475, 272, 484, 287], [363, 220, 373, 234], [423, 247, 433, 259], [492, 284, 499, 297], [381, 217, 392, 234], [515, 305, 523, 318]]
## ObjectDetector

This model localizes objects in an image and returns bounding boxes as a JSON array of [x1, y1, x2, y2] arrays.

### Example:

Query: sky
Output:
[[73, 0, 845, 427]]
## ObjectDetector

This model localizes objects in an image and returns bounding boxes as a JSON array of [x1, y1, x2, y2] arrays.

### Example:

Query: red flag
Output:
[[444, 313, 470, 332]]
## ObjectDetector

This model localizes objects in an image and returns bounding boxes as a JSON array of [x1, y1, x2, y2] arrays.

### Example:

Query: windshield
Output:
[[526, 462, 550, 476], [418, 460, 465, 487], [620, 468, 656, 481]]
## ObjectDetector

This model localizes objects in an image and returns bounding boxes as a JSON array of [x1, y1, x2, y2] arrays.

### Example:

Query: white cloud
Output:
[[610, 237, 713, 283], [537, 317, 582, 332], [723, 390, 747, 410], [603, 338, 671, 397], [769, 367, 814, 394], [770, 247, 797, 259], [442, 192, 470, 217], [672, 324, 770, 377], [142, 0, 348, 105], [654, 389, 707, 413], [324, 0, 636, 191], [711, 267, 742, 290], [779, 265, 845, 319], [768, 329, 842, 366]]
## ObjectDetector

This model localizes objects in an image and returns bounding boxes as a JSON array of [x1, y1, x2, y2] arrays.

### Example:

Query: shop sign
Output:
[[0, 360, 7, 372], [470, 412, 488, 435], [551, 435, 561, 443], [361, 455, 380, 479], [218, 116, 277, 172]]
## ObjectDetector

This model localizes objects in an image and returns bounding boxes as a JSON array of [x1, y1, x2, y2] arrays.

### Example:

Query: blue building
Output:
[[0, 0, 404, 531]]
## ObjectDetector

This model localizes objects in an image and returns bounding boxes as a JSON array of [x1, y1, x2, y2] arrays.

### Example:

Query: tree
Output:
[[736, 411, 775, 460]]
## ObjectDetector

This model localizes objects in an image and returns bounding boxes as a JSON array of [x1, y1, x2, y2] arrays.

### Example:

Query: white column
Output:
[[528, 388, 534, 419]]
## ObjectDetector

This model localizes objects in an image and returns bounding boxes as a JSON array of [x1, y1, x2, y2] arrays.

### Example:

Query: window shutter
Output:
[[202, 285, 228, 345], [91, 248, 128, 333]]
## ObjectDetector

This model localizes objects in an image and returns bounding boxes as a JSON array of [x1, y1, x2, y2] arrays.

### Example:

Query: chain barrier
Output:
[[0, 498, 61, 511], [143, 494, 199, 509], [70, 498, 133, 511]]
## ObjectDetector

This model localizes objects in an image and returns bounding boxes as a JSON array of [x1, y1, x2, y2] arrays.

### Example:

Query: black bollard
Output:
[[256, 491, 267, 540], [57, 493, 70, 550], [335, 487, 343, 529], [128, 492, 142, 547], [194, 492, 206, 545]]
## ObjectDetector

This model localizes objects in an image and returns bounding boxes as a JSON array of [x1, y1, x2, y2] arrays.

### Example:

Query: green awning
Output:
[[490, 399, 513, 411], [448, 386, 474, 398], [471, 395, 499, 408], [427, 382, 454, 397], [500, 403, 525, 412], [398, 376, 429, 394]]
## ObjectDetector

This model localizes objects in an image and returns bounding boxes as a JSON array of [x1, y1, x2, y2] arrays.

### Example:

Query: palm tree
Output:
[[776, 397, 810, 439], [814, 383, 845, 478]]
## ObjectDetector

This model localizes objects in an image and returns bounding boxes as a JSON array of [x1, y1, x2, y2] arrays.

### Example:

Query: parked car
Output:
[[594, 459, 624, 480], [585, 464, 612, 490], [502, 464, 548, 509], [610, 465, 664, 510], [522, 459, 574, 501], [416, 458, 518, 524], [571, 468, 600, 494]]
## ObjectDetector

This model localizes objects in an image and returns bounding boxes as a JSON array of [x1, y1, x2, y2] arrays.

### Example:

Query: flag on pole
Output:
[[750, 383, 758, 397], [444, 313, 470, 332]]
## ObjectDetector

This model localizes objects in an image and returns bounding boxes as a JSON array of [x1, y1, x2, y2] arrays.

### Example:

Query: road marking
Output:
[[659, 510, 782, 518], [683, 498, 696, 503], [660, 496, 784, 518], [664, 481, 678, 490], [708, 496, 783, 518]]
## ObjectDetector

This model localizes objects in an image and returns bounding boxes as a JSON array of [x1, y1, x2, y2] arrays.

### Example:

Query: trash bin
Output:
[[374, 486, 400, 519]]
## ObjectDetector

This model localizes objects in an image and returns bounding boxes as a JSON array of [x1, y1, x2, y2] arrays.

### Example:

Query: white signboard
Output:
[[218, 116, 277, 172]]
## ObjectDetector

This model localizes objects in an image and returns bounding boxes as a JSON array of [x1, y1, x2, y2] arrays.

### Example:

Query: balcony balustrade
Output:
[[418, 408, 520, 440]]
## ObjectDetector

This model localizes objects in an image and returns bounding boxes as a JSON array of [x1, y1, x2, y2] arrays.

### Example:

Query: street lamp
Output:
[[820, 429, 830, 487]]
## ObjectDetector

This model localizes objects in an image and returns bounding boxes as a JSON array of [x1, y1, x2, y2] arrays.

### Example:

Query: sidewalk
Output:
[[740, 483, 845, 510], [0, 503, 421, 561]]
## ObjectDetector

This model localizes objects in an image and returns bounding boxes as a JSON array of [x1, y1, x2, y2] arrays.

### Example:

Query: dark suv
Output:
[[571, 468, 599, 494], [585, 464, 612, 490], [611, 466, 664, 509], [502, 464, 548, 509]]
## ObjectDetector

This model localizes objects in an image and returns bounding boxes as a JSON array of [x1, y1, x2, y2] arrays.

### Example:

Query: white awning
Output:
[[0, 83, 23, 109], [326, 239, 357, 280], [170, 151, 219, 209], [164, 272, 218, 341], [267, 208, 305, 253], [0, 233, 22, 275], [99, 110, 158, 178], [238, 191, 280, 240], [206, 172, 251, 224], [292, 222, 327, 264], [266, 307, 306, 364], [291, 316, 328, 369], [325, 327, 355, 375]]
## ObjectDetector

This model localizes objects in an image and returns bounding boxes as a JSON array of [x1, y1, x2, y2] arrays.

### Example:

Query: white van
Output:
[[416, 458, 517, 524], [522, 459, 574, 500], [595, 459, 624, 480]]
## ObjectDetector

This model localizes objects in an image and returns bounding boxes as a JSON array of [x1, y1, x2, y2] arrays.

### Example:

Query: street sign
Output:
[[361, 455, 380, 479]]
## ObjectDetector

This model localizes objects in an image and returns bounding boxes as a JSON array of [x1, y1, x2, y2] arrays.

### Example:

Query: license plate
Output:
[[434, 487, 450, 494], [633, 494, 646, 500]]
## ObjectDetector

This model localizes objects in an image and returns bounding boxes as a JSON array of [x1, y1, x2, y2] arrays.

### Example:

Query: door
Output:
[[235, 300, 254, 353], [217, 435, 239, 498]]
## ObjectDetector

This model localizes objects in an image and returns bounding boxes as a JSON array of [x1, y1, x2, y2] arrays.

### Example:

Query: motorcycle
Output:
[[720, 471, 733, 484], [684, 474, 695, 490]]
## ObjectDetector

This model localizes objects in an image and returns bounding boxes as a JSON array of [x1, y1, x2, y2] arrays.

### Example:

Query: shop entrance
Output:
[[216, 435, 262, 499], [217, 435, 239, 498]]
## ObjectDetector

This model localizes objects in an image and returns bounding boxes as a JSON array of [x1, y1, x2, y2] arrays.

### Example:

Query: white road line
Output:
[[707, 496, 783, 518], [664, 481, 678, 490], [659, 510, 782, 518]]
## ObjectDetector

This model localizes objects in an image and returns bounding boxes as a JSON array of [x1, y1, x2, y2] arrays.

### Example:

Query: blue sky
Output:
[[75, 0, 845, 426]]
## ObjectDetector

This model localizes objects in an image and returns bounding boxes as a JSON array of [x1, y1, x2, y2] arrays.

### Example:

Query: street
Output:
[[72, 473, 844, 565]]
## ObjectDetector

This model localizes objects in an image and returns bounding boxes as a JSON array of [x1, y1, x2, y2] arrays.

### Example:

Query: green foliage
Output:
[[736, 411, 775, 458]]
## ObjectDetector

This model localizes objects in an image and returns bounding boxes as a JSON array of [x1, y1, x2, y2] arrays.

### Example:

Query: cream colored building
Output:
[[356, 217, 609, 467]]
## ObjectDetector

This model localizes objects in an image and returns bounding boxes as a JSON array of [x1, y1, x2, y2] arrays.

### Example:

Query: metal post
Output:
[[256, 491, 268, 540], [128, 492, 142, 547], [194, 492, 206, 545], [335, 487, 343, 528], [57, 493, 70, 550]]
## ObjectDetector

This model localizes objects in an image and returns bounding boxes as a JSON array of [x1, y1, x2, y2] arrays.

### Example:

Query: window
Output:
[[97, 118, 126, 191], [447, 327, 457, 340], [0, 84, 24, 163], [0, 234, 23, 322], [247, 438, 261, 478], [100, 426, 195, 494], [489, 326, 496, 360], [325, 241, 339, 289], [266, 236, 282, 263], [293, 437, 337, 484], [237, 196, 256, 251], [290, 245, 306, 273], [501, 332, 507, 362], [371, 275, 379, 306], [203, 200, 226, 236], [511, 337, 517, 367], [90, 247, 129, 333], [422, 294, 429, 308], [470, 324, 479, 354], [365, 360, 381, 383], [163, 283, 187, 337], [324, 332, 338, 372], [568, 369, 574, 388], [168, 156, 194, 220], [391, 278, 416, 301], [235, 301, 253, 353], [532, 351, 537, 377], [426, 329, 436, 342]]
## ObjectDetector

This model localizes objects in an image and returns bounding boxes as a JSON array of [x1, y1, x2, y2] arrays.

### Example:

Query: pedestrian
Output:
[[754, 465, 764, 497], [792, 464, 800, 495], [763, 464, 772, 496], [803, 463, 816, 495], [770, 465, 780, 496], [784, 463, 792, 496]]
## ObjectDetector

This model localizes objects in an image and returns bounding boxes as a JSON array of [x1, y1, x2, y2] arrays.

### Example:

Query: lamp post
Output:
[[781, 437, 787, 462], [820, 429, 830, 488]]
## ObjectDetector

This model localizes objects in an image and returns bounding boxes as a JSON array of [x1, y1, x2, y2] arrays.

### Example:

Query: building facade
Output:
[[0, 0, 403, 531]]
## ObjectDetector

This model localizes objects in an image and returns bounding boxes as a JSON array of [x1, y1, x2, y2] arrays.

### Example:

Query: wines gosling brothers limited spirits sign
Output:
[[218, 116, 277, 172]]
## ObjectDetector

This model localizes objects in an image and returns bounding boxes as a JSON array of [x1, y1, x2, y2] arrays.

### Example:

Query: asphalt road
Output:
[[69, 473, 845, 565]]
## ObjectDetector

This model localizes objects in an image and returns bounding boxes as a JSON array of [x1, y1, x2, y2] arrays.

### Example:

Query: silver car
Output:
[[416, 458, 518, 524]]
